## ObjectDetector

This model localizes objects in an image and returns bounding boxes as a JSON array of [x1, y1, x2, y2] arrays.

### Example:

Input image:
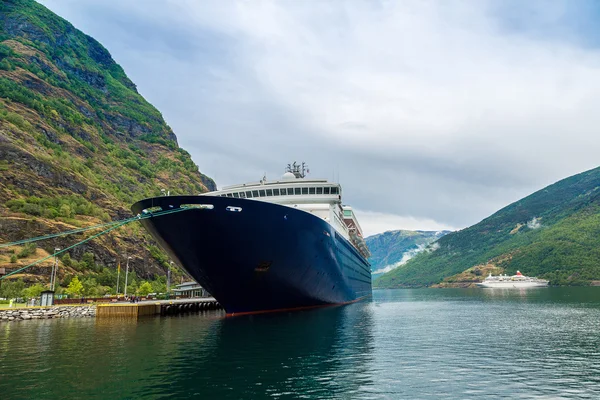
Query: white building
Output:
[[172, 281, 207, 298]]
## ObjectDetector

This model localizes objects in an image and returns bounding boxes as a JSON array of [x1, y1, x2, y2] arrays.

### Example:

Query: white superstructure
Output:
[[476, 271, 549, 288], [201, 162, 371, 258]]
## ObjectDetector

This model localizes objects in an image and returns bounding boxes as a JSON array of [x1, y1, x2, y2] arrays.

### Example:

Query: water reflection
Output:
[[144, 301, 375, 398], [2, 289, 600, 399]]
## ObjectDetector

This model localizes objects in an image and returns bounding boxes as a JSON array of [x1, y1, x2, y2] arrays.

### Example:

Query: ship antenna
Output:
[[286, 161, 308, 178]]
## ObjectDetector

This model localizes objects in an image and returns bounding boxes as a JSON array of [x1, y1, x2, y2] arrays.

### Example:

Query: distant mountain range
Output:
[[375, 166, 600, 288], [366, 230, 450, 279]]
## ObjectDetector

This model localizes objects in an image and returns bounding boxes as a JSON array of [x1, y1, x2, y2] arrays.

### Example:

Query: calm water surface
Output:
[[2, 288, 600, 399]]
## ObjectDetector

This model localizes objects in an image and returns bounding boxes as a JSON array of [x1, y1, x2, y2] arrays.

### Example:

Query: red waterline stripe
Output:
[[225, 295, 371, 317]]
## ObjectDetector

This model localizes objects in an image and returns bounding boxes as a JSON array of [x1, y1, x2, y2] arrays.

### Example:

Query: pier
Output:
[[96, 298, 222, 319]]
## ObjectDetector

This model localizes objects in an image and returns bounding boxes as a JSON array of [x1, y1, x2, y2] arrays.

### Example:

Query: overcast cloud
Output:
[[39, 0, 600, 236]]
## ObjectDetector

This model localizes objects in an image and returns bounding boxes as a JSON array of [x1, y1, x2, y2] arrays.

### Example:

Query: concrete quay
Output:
[[96, 297, 222, 318], [0, 298, 222, 322]]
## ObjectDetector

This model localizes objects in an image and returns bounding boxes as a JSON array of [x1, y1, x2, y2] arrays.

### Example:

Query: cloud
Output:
[[372, 243, 429, 275], [39, 0, 600, 234], [372, 238, 443, 275], [527, 217, 542, 229], [354, 209, 454, 238]]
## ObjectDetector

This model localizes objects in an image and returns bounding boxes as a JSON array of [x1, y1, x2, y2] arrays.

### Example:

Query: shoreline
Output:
[[0, 305, 96, 322]]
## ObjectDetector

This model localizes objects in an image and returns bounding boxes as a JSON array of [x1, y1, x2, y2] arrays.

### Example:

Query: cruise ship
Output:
[[131, 162, 372, 315], [476, 271, 549, 288]]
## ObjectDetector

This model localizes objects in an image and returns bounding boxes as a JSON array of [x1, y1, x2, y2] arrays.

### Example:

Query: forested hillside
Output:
[[0, 0, 215, 297], [376, 166, 600, 287]]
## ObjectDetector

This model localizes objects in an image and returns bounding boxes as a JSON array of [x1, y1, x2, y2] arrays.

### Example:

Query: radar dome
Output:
[[282, 172, 296, 180]]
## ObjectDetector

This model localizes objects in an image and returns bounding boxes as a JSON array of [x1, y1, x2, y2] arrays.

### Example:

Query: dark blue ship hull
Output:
[[131, 196, 372, 315]]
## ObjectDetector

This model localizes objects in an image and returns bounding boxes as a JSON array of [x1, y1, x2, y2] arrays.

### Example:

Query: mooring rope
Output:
[[0, 206, 191, 281], [0, 219, 129, 249], [0, 219, 132, 281], [0, 206, 190, 249]]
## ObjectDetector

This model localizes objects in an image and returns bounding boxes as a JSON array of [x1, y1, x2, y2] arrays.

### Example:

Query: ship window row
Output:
[[219, 186, 339, 199]]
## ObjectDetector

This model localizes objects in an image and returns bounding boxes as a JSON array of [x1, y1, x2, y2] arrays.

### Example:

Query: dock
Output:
[[96, 298, 222, 319]]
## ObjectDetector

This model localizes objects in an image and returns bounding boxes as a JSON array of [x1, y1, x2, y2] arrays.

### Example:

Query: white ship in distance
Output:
[[476, 271, 549, 288]]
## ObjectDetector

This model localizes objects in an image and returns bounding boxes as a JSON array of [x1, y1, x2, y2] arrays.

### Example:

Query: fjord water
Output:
[[2, 288, 600, 399]]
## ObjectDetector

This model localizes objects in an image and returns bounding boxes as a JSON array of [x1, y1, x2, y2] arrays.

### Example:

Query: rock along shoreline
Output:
[[0, 305, 96, 322]]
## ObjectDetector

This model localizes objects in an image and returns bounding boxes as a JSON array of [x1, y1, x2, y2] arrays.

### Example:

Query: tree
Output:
[[61, 253, 72, 267], [0, 59, 12, 71], [65, 276, 83, 297], [59, 204, 72, 218], [81, 252, 95, 268], [136, 281, 153, 296], [22, 283, 45, 299], [0, 279, 25, 299], [151, 279, 166, 294], [81, 277, 99, 297]]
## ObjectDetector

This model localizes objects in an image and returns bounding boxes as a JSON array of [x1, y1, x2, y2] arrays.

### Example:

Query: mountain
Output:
[[366, 230, 449, 279], [0, 0, 215, 295], [376, 166, 600, 288]]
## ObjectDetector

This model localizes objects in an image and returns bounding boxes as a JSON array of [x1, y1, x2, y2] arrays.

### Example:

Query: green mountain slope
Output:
[[0, 0, 215, 295], [376, 166, 600, 287], [366, 230, 449, 278]]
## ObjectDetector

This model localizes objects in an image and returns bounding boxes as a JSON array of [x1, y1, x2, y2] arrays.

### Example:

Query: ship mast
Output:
[[286, 161, 309, 178]]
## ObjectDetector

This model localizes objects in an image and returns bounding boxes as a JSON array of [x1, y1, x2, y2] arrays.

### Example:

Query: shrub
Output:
[[17, 243, 37, 259], [22, 283, 45, 299], [61, 253, 72, 267]]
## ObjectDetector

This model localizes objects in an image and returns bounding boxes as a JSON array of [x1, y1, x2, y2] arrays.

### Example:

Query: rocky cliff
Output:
[[0, 0, 215, 293]]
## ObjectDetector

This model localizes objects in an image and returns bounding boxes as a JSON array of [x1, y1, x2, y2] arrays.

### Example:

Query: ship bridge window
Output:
[[288, 188, 294, 195], [316, 187, 323, 194], [232, 192, 239, 198], [331, 187, 339, 195], [252, 190, 259, 197], [294, 187, 301, 195], [246, 191, 253, 198], [273, 188, 280, 196], [226, 193, 233, 197], [309, 187, 316, 195], [324, 187, 330, 195], [266, 189, 273, 196], [302, 187, 308, 195], [259, 190, 266, 197]]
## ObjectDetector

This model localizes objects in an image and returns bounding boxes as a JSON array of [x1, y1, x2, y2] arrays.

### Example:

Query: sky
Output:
[[39, 0, 600, 236]]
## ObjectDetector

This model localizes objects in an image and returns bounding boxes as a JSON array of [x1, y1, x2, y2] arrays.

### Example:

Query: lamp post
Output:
[[49, 256, 55, 290], [51, 248, 60, 291], [116, 259, 121, 296], [167, 261, 172, 297], [124, 256, 132, 297]]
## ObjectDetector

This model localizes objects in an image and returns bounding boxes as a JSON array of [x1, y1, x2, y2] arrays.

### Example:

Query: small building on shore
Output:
[[172, 281, 207, 298]]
